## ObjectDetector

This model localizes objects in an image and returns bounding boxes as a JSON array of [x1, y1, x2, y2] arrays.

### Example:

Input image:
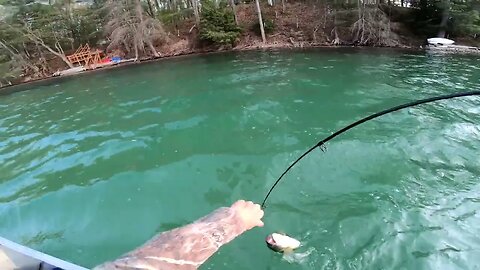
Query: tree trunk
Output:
[[0, 40, 44, 74], [135, 0, 159, 58], [123, 41, 130, 54], [15, 25, 74, 68], [66, 0, 73, 20], [331, 0, 340, 45], [147, 39, 160, 57], [313, 25, 319, 42], [255, 0, 266, 43], [230, 0, 238, 25], [0, 40, 17, 56], [437, 0, 450, 37], [146, 0, 155, 17], [354, 0, 362, 41], [48, 47, 74, 68], [282, 0, 285, 13], [35, 39, 73, 68], [134, 41, 139, 60], [192, 0, 200, 27]]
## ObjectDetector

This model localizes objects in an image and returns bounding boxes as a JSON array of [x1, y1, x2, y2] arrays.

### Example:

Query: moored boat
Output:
[[425, 38, 480, 54]]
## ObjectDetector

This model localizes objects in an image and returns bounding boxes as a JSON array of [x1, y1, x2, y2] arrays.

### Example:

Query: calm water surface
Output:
[[0, 49, 479, 269]]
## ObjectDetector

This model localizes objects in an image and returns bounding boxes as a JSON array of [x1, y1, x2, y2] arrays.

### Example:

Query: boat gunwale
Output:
[[0, 236, 88, 270]]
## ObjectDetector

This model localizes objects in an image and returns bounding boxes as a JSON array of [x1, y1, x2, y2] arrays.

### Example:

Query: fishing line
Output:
[[261, 90, 480, 208]]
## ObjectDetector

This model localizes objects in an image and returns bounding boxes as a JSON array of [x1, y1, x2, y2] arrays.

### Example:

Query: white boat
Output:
[[0, 236, 87, 270], [427, 37, 455, 46]]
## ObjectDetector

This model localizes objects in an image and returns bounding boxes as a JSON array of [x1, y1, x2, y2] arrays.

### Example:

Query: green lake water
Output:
[[0, 49, 480, 269]]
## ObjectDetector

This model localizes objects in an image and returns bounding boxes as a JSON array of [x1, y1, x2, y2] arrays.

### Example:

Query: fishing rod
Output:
[[261, 90, 480, 208]]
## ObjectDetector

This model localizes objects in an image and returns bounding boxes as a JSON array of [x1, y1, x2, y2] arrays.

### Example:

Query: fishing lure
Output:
[[261, 90, 480, 208]]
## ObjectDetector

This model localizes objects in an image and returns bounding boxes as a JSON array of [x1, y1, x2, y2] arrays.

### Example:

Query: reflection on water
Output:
[[0, 49, 479, 269]]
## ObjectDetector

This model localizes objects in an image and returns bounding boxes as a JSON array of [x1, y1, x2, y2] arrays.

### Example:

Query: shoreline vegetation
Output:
[[1, 0, 479, 89], [0, 45, 419, 92]]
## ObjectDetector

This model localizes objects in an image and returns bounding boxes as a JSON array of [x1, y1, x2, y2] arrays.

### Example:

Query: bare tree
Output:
[[7, 24, 74, 68], [255, 0, 266, 43], [329, 0, 341, 45], [104, 0, 166, 60], [0, 39, 45, 78], [437, 0, 450, 37], [350, 3, 395, 46], [230, 0, 238, 25], [352, 0, 366, 44], [192, 0, 201, 27], [27, 32, 74, 68], [146, 0, 157, 17]]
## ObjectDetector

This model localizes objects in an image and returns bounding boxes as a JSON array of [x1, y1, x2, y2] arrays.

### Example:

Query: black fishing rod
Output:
[[261, 90, 480, 208]]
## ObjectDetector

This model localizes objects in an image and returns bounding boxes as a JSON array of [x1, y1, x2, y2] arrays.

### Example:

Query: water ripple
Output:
[[0, 50, 479, 269]]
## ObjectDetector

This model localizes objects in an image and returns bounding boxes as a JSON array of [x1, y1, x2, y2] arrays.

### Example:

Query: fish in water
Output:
[[265, 233, 301, 253]]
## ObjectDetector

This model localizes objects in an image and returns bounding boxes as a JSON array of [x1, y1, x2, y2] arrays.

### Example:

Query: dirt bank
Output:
[[0, 2, 437, 89]]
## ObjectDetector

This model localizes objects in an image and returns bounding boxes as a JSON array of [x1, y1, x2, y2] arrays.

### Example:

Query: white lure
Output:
[[265, 233, 301, 253]]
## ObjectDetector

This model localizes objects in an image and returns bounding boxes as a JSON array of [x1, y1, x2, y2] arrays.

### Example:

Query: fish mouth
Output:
[[265, 235, 276, 246], [265, 234, 282, 252]]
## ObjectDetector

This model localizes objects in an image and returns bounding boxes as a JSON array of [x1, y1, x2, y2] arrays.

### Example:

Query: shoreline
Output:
[[0, 44, 421, 95]]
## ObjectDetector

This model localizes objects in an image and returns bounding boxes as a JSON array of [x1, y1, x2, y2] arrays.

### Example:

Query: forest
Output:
[[0, 0, 479, 86]]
